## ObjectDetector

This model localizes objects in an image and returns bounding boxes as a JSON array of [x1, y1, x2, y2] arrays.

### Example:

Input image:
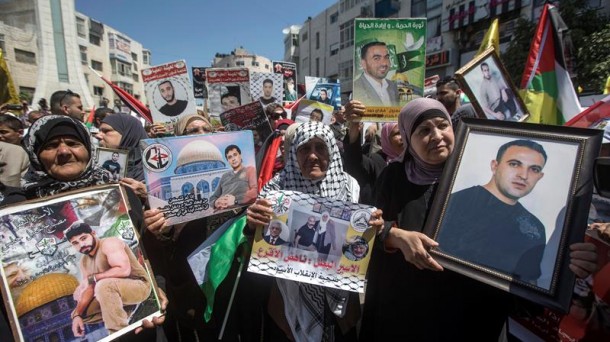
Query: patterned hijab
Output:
[[101, 114, 148, 181], [380, 122, 403, 163], [398, 98, 452, 185], [261, 122, 356, 342], [22, 115, 112, 197], [262, 121, 352, 201]]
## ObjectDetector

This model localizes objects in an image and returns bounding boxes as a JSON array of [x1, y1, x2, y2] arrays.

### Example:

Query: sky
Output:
[[75, 0, 336, 67]]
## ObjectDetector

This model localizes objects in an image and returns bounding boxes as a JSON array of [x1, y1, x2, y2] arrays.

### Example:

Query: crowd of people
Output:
[[0, 77, 608, 342]]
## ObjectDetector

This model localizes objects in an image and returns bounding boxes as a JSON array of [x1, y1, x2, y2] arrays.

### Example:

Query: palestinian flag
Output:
[[520, 4, 581, 125]]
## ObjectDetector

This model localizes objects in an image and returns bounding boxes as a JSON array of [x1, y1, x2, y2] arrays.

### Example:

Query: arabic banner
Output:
[[219, 101, 272, 153], [0, 185, 162, 342], [353, 18, 427, 121], [247, 190, 376, 293], [140, 131, 256, 225], [272, 61, 298, 105]]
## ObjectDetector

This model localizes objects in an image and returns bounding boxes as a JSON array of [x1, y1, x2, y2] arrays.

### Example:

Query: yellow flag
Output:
[[476, 18, 500, 57], [604, 76, 610, 94], [0, 48, 20, 105]]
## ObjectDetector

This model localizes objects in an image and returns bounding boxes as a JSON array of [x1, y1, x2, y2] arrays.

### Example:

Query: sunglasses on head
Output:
[[59, 89, 75, 106]]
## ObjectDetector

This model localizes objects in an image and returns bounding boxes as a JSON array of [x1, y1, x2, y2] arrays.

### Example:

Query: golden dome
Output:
[[391, 73, 409, 83], [16, 273, 79, 316], [176, 140, 224, 169]]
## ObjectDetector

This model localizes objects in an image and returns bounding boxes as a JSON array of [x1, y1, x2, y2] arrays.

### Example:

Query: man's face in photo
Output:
[[481, 64, 491, 80], [226, 148, 242, 170], [361, 45, 391, 81], [269, 223, 282, 238], [69, 233, 97, 256], [319, 90, 328, 101], [263, 82, 273, 97], [491, 145, 545, 202], [353, 244, 366, 257], [159, 82, 175, 103], [221, 95, 240, 111], [307, 216, 316, 228], [112, 152, 119, 162], [310, 110, 323, 122]]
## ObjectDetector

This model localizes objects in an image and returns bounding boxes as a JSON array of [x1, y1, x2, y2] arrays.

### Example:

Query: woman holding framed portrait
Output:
[[360, 98, 598, 340]]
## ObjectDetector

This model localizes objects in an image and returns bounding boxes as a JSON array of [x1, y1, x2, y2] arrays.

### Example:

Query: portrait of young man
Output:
[[437, 139, 549, 284], [352, 41, 399, 107], [209, 144, 257, 210], [259, 78, 278, 105], [158, 80, 189, 117]]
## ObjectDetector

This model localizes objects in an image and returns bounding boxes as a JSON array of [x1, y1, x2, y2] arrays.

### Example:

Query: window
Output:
[[14, 49, 36, 64], [111, 59, 131, 76], [411, 0, 426, 17], [340, 20, 354, 50], [143, 50, 150, 65], [302, 32, 308, 42], [79, 46, 87, 65], [330, 12, 339, 24], [93, 86, 104, 96], [265, 64, 269, 70], [76, 17, 86, 38], [315, 58, 320, 76], [0, 34, 5, 54], [89, 33, 101, 46], [19, 87, 35, 100], [292, 33, 299, 47], [89, 19, 104, 46], [132, 73, 139, 82], [251, 60, 260, 67], [91, 60, 103, 71], [118, 82, 133, 95], [316, 32, 320, 49], [330, 43, 339, 56], [339, 60, 353, 80], [236, 60, 245, 66], [131, 52, 138, 62]]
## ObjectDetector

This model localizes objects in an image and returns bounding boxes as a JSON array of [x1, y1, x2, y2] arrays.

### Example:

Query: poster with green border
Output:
[[353, 18, 427, 121]]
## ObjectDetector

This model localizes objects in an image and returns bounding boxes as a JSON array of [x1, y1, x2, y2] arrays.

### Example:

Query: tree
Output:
[[501, 18, 535, 86], [576, 24, 610, 93]]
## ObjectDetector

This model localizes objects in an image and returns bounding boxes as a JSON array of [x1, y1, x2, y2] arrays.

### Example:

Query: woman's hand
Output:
[[135, 287, 168, 334], [569, 242, 598, 278], [144, 208, 170, 237], [590, 222, 610, 244], [386, 228, 443, 271], [246, 198, 273, 231], [120, 178, 148, 200], [369, 209, 384, 235]]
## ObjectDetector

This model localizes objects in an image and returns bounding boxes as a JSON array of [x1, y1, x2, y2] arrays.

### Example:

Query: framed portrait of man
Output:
[[424, 118, 602, 311], [455, 47, 529, 122], [95, 147, 128, 181]]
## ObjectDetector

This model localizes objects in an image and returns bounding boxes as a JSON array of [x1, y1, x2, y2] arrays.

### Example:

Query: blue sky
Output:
[[75, 0, 335, 67]]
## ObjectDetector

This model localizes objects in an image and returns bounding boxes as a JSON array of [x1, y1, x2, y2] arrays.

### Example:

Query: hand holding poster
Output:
[[247, 190, 376, 292], [141, 131, 257, 225], [353, 18, 426, 121], [0, 185, 162, 342]]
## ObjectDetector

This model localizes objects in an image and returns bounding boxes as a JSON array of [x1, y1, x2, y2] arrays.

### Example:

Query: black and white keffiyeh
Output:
[[22, 115, 112, 197], [261, 121, 357, 342]]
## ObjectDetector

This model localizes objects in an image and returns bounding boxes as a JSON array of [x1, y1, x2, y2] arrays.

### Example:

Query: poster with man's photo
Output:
[[0, 185, 162, 342], [353, 18, 427, 121], [305, 76, 341, 110], [248, 190, 377, 292], [272, 61, 298, 104], [141, 60, 197, 129], [250, 72, 283, 107], [219, 101, 273, 154], [293, 99, 334, 125], [140, 131, 256, 225], [205, 68, 251, 127], [94, 147, 128, 181]]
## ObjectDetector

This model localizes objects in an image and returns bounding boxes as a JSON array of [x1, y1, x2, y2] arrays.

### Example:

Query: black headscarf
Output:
[[22, 115, 112, 197], [101, 114, 148, 181]]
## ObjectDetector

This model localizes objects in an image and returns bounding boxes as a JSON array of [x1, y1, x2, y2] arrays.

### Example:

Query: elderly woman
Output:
[[360, 98, 598, 340], [173, 114, 214, 136], [20, 115, 166, 339], [247, 121, 383, 342], [96, 114, 149, 198]]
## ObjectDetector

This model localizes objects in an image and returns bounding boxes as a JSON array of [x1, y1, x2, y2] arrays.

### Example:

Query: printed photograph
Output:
[[95, 147, 128, 181]]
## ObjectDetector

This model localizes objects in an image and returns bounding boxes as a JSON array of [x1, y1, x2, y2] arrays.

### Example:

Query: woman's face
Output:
[[184, 119, 213, 135], [96, 123, 122, 148], [389, 124, 403, 150], [409, 117, 454, 165], [38, 135, 89, 181], [296, 137, 330, 181]]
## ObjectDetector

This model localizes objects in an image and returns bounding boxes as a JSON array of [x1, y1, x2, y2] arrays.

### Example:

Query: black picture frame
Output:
[[423, 118, 602, 312], [455, 47, 529, 122]]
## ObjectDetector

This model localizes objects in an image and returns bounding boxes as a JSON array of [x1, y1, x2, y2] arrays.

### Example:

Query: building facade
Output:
[[0, 0, 151, 109], [211, 46, 273, 73]]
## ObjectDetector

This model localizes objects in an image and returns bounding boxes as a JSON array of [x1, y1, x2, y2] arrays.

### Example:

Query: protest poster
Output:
[[272, 61, 298, 104], [205, 68, 251, 127], [250, 72, 283, 107], [140, 131, 257, 225], [247, 190, 376, 292], [192, 66, 208, 99], [353, 18, 427, 121], [94, 147, 129, 181], [219, 101, 272, 154], [141, 60, 197, 131], [292, 99, 334, 125], [305, 76, 341, 110], [0, 185, 162, 342]]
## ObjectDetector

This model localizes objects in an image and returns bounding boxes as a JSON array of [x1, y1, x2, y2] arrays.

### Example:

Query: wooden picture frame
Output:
[[424, 118, 602, 311], [455, 47, 529, 122]]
